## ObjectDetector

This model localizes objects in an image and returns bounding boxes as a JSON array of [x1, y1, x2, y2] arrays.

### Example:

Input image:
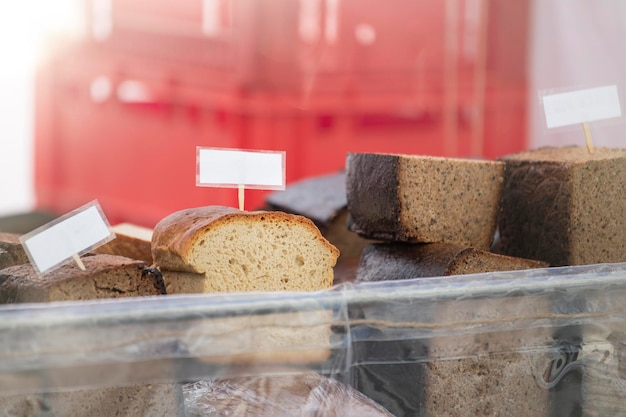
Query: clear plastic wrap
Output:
[[1, 263, 626, 416]]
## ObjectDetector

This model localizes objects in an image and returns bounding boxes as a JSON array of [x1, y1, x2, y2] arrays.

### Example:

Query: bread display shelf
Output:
[[1, 262, 626, 415]]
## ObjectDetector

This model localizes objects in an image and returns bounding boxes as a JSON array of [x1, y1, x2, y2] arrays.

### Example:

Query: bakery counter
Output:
[[2, 263, 626, 416]]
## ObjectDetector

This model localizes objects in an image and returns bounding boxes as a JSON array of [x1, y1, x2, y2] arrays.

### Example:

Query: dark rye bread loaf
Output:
[[346, 153, 504, 249], [355, 242, 548, 282], [0, 232, 28, 269], [497, 146, 626, 266]]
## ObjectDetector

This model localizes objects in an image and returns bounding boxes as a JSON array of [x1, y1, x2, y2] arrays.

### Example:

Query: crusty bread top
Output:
[[152, 206, 340, 277], [500, 146, 626, 163]]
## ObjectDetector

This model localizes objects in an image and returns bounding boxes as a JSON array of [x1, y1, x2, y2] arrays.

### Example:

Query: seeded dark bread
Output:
[[0, 254, 165, 303], [152, 206, 339, 293], [356, 242, 548, 283], [498, 146, 626, 266], [346, 153, 505, 249]]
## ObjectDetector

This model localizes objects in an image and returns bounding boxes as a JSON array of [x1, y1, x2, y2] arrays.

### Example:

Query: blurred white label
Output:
[[20, 201, 114, 274], [196, 147, 286, 190], [542, 85, 622, 128]]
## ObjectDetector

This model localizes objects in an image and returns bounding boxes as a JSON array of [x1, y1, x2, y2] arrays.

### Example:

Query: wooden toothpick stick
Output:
[[582, 122, 595, 154], [73, 254, 86, 270], [238, 184, 245, 211]]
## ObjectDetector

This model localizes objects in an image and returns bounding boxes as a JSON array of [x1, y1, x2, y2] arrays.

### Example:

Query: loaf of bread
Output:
[[0, 232, 28, 269], [0, 253, 183, 415], [265, 171, 376, 283], [183, 372, 394, 416], [0, 253, 165, 303], [92, 223, 154, 265], [498, 146, 626, 266], [356, 242, 548, 282], [346, 152, 504, 249], [152, 206, 339, 293]]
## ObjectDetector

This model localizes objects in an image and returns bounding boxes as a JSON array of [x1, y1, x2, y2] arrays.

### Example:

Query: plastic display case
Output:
[[2, 262, 626, 416]]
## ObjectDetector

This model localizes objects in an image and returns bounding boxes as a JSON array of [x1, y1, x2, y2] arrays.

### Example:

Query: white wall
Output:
[[0, 1, 82, 216], [529, 1, 626, 149], [0, 5, 37, 216]]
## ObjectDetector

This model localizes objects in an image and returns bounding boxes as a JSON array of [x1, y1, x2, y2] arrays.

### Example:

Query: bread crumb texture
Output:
[[152, 206, 339, 293], [398, 155, 504, 248]]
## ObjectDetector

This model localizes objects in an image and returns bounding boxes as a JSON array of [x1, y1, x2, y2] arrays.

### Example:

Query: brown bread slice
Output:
[[346, 153, 504, 249]]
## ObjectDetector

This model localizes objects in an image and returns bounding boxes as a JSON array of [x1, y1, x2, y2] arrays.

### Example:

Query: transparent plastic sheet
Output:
[[347, 262, 626, 416], [0, 263, 626, 415]]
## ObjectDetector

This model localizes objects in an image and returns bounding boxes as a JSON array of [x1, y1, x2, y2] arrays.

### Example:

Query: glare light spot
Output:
[[355, 23, 376, 45]]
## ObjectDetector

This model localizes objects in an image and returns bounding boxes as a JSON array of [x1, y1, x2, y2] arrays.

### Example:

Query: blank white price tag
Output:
[[196, 147, 286, 190], [20, 201, 115, 274], [542, 85, 622, 128]]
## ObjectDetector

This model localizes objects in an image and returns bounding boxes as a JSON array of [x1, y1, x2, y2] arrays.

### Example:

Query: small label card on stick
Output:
[[542, 85, 622, 153], [196, 147, 286, 210], [20, 200, 115, 274]]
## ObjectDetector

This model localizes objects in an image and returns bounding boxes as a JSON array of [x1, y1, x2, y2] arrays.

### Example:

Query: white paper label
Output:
[[542, 85, 622, 128], [196, 147, 286, 190], [20, 201, 114, 274]]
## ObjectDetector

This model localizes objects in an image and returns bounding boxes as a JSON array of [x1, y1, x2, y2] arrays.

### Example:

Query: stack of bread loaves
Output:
[[345, 152, 549, 280], [345, 151, 553, 416]]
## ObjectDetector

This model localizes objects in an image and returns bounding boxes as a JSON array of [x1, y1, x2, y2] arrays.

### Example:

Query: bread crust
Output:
[[356, 242, 548, 282]]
